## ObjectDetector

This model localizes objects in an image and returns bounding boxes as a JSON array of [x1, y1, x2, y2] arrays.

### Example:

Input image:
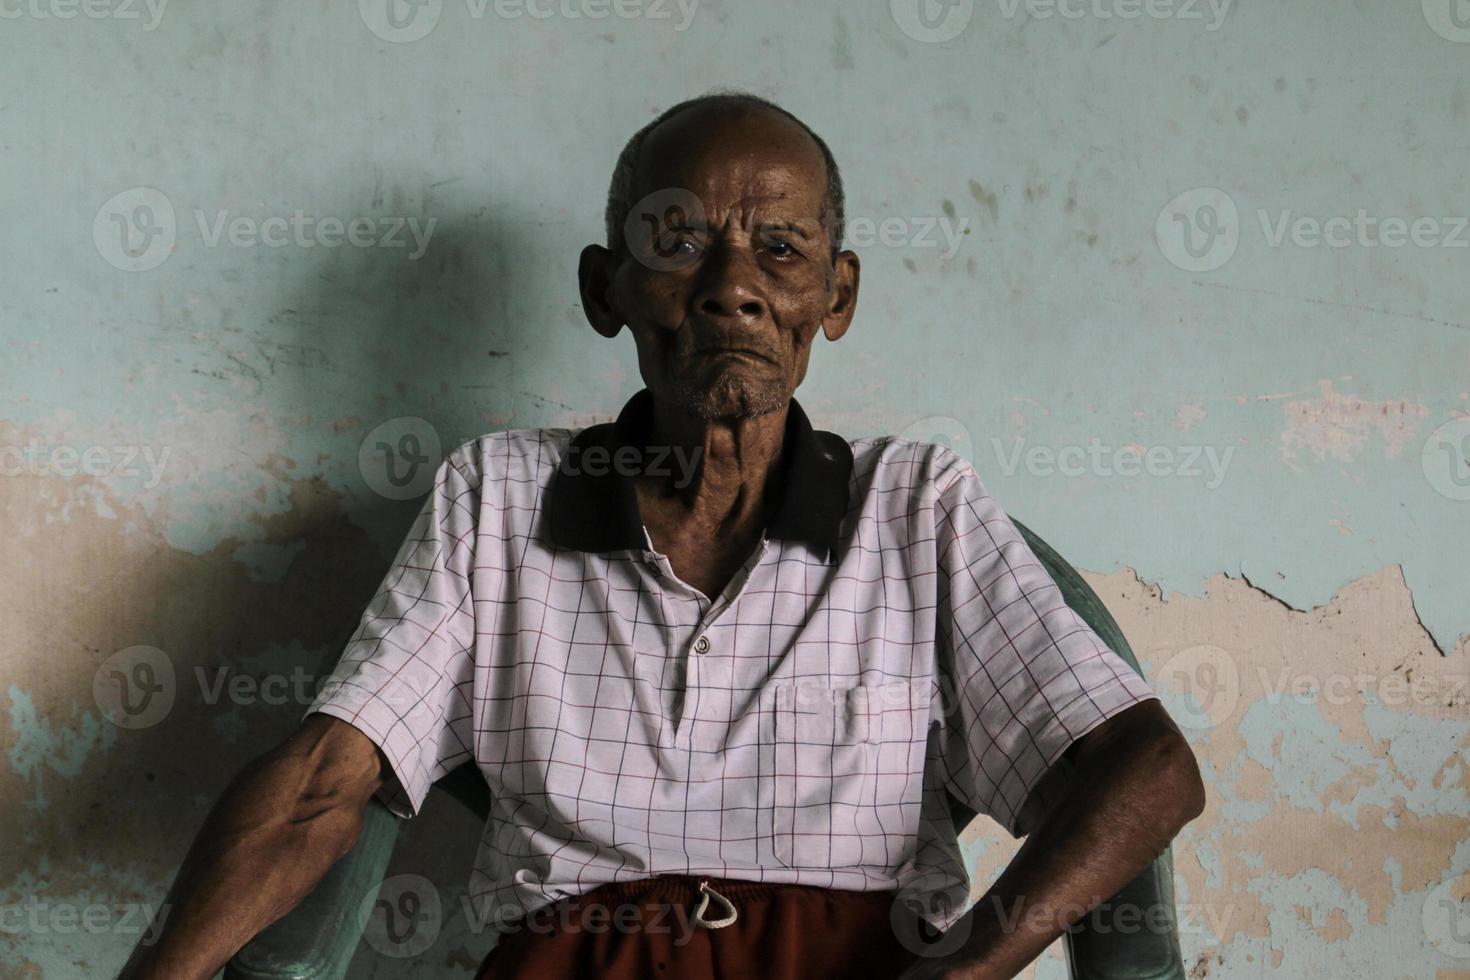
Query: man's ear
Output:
[[821, 249, 860, 342], [578, 243, 624, 339]]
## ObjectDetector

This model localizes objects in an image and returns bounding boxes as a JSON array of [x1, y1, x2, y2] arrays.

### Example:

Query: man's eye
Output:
[[643, 230, 702, 260], [765, 240, 794, 257]]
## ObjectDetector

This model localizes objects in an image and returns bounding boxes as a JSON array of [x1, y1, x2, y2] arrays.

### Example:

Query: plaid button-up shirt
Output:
[[306, 390, 1158, 933]]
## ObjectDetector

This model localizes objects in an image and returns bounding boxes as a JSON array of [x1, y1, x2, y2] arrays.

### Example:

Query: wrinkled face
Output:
[[583, 105, 859, 421]]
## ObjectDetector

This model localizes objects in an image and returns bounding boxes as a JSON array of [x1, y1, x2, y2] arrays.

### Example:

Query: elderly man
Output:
[[120, 93, 1205, 980]]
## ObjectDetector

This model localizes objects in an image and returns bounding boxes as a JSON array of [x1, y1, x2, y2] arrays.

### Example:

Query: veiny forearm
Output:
[[943, 708, 1206, 980], [117, 719, 382, 980]]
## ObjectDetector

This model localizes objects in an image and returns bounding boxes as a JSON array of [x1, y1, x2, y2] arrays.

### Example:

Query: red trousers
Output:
[[474, 875, 920, 979]]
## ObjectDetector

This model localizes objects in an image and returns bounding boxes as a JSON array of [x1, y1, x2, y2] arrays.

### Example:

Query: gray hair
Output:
[[603, 90, 846, 258]]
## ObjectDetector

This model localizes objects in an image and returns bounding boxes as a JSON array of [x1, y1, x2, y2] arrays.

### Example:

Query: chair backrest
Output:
[[1008, 519, 1187, 980], [432, 518, 1188, 979]]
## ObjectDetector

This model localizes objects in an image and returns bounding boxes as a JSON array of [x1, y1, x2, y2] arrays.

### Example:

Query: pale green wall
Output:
[[3, 1, 1468, 976]]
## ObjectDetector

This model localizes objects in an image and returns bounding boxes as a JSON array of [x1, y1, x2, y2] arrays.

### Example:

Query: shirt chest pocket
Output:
[[770, 680, 931, 869]]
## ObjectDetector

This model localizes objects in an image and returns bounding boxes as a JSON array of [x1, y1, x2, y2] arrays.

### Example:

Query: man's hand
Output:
[[894, 950, 984, 980], [116, 714, 390, 980], [896, 699, 1205, 980]]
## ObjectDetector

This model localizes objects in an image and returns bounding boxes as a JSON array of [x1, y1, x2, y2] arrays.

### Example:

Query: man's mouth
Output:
[[698, 347, 772, 363]]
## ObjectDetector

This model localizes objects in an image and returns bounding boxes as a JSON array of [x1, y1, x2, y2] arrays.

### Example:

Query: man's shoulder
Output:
[[845, 433, 982, 496], [436, 425, 581, 489], [448, 424, 579, 459]]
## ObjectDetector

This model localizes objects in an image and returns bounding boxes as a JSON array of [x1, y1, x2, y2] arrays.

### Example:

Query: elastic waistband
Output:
[[540, 875, 889, 908]]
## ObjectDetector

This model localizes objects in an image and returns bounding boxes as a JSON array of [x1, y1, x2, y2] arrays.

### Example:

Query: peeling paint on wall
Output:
[[4, 2, 1467, 977], [1280, 381, 1428, 467], [958, 566, 1469, 978]]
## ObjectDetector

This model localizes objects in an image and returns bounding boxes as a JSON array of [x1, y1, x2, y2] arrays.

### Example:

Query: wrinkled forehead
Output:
[[633, 106, 830, 230]]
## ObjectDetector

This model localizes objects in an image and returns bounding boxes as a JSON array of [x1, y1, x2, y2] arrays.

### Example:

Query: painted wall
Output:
[[2, 0, 1467, 976]]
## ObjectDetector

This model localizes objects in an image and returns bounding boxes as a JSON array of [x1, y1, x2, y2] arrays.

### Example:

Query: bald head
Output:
[[604, 92, 845, 257]]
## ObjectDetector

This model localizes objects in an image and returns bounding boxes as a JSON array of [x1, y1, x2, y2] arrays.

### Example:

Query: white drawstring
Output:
[[692, 880, 739, 929]]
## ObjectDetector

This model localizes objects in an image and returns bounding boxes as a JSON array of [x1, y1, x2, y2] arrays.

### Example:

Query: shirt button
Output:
[[693, 634, 711, 655]]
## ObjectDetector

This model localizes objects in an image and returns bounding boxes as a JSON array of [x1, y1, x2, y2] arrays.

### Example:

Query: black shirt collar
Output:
[[543, 389, 853, 561]]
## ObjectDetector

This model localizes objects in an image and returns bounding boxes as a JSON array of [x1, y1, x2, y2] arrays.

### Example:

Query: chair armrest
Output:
[[1063, 847, 1186, 980], [1011, 518, 1190, 979], [224, 798, 401, 980], [963, 761, 1188, 980]]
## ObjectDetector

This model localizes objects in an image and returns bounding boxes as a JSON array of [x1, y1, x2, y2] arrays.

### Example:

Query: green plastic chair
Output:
[[225, 519, 1187, 980]]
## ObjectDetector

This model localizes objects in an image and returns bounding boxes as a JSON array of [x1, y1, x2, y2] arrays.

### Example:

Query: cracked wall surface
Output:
[[3, 1, 1468, 977], [959, 567, 1470, 978]]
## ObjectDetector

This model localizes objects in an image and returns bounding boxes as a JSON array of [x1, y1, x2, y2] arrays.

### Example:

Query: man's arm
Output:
[[903, 699, 1206, 980], [116, 714, 390, 980]]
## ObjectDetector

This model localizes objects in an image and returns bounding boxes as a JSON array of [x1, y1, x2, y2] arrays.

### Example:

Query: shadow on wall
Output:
[[8, 206, 539, 977]]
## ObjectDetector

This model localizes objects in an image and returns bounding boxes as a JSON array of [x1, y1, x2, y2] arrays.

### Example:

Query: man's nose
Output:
[[691, 245, 767, 320]]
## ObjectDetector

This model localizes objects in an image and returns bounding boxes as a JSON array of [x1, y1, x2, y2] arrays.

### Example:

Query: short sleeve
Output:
[[306, 447, 481, 818], [929, 460, 1158, 838]]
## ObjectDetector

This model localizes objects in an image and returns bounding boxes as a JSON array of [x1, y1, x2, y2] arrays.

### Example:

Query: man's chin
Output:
[[675, 376, 790, 421]]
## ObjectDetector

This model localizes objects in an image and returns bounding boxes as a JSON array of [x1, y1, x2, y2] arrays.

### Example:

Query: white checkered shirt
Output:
[[306, 390, 1158, 933]]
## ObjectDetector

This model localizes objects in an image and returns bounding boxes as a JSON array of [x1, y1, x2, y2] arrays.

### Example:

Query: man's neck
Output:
[[639, 394, 788, 538]]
